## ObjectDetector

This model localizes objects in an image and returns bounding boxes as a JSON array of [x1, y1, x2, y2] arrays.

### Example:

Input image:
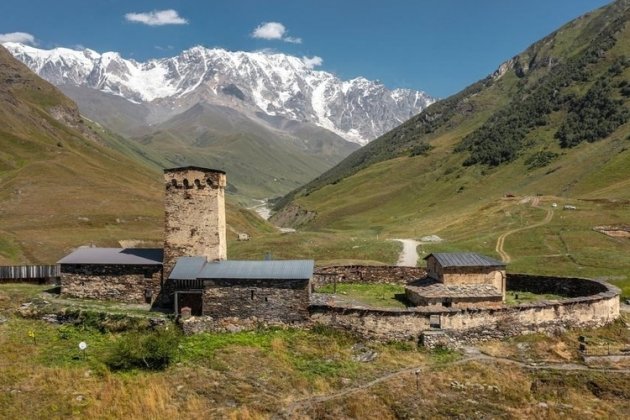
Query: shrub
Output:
[[105, 328, 181, 371], [524, 151, 559, 169]]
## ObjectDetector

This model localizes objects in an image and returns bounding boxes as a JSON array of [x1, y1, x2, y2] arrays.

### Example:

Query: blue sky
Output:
[[0, 0, 613, 97]]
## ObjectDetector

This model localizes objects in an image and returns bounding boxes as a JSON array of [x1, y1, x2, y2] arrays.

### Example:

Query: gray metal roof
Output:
[[57, 248, 163, 265], [169, 258, 314, 280], [425, 252, 506, 268], [168, 257, 208, 280]]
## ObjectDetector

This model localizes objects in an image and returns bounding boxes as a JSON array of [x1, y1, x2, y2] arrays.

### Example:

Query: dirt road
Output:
[[392, 239, 421, 267]]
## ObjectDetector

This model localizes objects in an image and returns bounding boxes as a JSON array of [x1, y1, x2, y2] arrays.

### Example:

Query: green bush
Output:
[[105, 328, 181, 371], [524, 151, 559, 169]]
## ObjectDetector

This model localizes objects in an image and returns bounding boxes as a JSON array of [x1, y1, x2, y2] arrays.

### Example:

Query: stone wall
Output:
[[313, 265, 425, 288], [202, 278, 310, 323], [310, 274, 620, 344], [163, 167, 227, 276], [61, 264, 163, 305]]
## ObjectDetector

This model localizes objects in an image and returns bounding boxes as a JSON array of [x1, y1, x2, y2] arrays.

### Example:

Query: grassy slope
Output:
[[0, 46, 273, 264], [131, 103, 358, 201], [272, 0, 630, 294]]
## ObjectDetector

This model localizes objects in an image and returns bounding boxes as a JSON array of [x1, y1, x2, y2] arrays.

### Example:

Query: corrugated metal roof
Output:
[[57, 248, 163, 265], [424, 252, 506, 268], [168, 257, 208, 280], [169, 259, 314, 280]]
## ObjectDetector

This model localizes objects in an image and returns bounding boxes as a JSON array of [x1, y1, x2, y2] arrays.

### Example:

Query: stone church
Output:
[[57, 166, 314, 321]]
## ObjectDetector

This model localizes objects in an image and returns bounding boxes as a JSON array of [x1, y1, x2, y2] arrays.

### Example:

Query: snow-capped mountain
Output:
[[4, 42, 434, 144]]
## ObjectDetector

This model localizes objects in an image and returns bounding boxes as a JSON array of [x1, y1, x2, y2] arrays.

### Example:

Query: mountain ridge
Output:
[[4, 42, 435, 145]]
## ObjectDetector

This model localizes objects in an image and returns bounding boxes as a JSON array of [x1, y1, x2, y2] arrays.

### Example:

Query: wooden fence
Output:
[[0, 265, 60, 283]]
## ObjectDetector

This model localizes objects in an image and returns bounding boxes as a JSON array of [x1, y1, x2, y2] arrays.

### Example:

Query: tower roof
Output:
[[164, 166, 226, 174]]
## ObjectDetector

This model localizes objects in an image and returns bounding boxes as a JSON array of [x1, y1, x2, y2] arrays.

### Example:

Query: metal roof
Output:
[[168, 257, 208, 280], [169, 258, 314, 280], [424, 252, 506, 268], [57, 248, 163, 265], [164, 166, 225, 174]]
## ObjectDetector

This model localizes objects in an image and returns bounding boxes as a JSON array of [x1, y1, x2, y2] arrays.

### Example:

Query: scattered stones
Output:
[[0, 315, 7, 324], [351, 343, 379, 363]]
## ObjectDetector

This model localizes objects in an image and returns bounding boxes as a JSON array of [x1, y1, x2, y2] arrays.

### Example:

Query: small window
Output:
[[194, 179, 202, 188], [250, 290, 255, 300], [144, 270, 153, 279], [170, 179, 178, 188], [442, 298, 452, 308], [183, 179, 190, 189], [206, 178, 216, 188], [264, 297, 268, 302], [430, 314, 441, 329]]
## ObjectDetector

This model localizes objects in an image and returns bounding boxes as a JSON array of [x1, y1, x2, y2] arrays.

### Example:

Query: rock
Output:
[[176, 385, 184, 392], [420, 235, 443, 243], [41, 314, 60, 324], [351, 344, 378, 362], [75, 395, 84, 402], [0, 316, 7, 324], [340, 378, 351, 385], [538, 402, 548, 409]]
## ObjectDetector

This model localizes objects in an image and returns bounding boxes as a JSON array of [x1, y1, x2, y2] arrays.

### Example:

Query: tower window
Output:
[[183, 179, 190, 189], [206, 178, 216, 188], [250, 290, 255, 300], [170, 179, 178, 188], [194, 179, 202, 188]]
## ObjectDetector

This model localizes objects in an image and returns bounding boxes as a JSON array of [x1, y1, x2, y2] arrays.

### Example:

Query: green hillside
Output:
[[272, 0, 630, 294], [0, 45, 273, 264]]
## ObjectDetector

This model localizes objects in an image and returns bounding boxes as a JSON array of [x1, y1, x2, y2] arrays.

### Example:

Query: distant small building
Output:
[[57, 248, 164, 305], [169, 258, 314, 322], [405, 252, 506, 309], [237, 233, 250, 241]]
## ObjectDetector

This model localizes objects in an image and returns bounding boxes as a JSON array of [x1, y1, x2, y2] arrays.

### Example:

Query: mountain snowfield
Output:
[[4, 42, 434, 144]]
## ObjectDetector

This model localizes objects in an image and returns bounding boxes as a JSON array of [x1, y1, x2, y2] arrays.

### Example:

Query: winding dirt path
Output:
[[495, 201, 554, 263], [280, 348, 630, 416], [392, 239, 421, 267]]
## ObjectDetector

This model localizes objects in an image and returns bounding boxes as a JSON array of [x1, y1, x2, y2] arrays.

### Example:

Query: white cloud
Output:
[[302, 56, 323, 69], [0, 32, 37, 45], [125, 9, 188, 26], [251, 22, 302, 44]]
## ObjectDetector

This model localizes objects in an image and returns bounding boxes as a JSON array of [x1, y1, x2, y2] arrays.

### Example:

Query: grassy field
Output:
[[315, 283, 408, 308], [1, 284, 630, 418]]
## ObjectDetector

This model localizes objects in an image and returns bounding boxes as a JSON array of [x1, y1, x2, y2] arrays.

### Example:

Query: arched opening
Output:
[[183, 179, 190, 189], [170, 179, 178, 188], [194, 179, 202, 188], [206, 178, 215, 188]]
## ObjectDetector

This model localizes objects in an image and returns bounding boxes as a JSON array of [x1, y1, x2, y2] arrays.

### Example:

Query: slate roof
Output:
[[57, 248, 163, 265], [169, 258, 315, 281], [425, 252, 506, 268], [406, 278, 503, 299]]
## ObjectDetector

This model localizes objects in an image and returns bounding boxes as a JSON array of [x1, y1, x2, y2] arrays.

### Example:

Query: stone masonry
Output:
[[202, 278, 311, 323], [61, 264, 163, 305], [163, 167, 227, 277]]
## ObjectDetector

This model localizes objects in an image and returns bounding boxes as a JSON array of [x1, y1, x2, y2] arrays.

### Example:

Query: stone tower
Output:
[[163, 166, 227, 276]]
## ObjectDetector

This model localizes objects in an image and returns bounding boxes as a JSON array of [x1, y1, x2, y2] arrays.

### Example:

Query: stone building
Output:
[[163, 166, 227, 276], [56, 166, 315, 318], [169, 257, 313, 322], [405, 253, 506, 309], [58, 248, 164, 304]]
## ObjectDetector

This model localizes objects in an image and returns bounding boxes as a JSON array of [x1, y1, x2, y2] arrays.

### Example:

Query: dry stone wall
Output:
[[61, 264, 163, 305], [310, 274, 620, 345], [313, 265, 425, 288]]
